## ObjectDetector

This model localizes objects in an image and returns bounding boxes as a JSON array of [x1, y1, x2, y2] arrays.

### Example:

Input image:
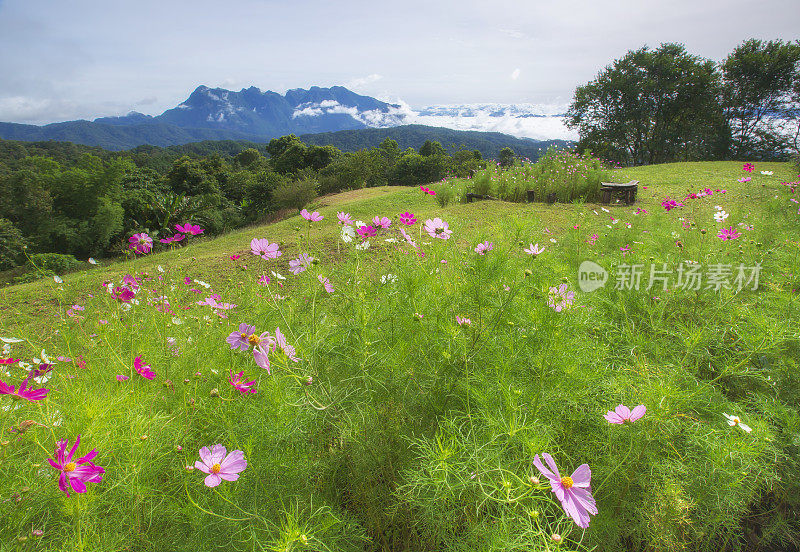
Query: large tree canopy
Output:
[[566, 43, 725, 166], [721, 39, 800, 160]]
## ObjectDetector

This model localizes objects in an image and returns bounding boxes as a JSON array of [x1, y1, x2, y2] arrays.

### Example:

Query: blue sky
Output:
[[1, 0, 798, 124]]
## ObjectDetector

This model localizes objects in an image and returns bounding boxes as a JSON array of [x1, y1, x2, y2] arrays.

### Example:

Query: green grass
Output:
[[1, 161, 799, 551]]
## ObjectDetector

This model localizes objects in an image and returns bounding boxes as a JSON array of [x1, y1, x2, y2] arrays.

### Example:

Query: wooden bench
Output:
[[600, 181, 639, 205]]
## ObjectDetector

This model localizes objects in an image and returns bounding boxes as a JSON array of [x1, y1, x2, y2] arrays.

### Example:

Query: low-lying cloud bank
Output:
[[292, 99, 579, 141]]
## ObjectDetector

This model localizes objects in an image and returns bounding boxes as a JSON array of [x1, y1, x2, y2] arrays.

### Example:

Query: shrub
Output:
[[26, 252, 82, 274], [272, 178, 319, 211]]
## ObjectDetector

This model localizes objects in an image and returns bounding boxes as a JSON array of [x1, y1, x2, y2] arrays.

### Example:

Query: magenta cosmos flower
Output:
[[456, 315, 471, 327], [0, 373, 49, 401], [134, 355, 155, 380], [474, 241, 493, 255], [128, 233, 153, 254], [423, 218, 452, 240], [717, 227, 741, 241], [159, 233, 185, 244], [229, 369, 256, 395], [743, 163, 754, 173], [357, 225, 377, 238], [399, 212, 417, 225], [337, 212, 354, 225], [250, 238, 282, 259], [47, 435, 105, 497], [533, 453, 597, 528], [661, 198, 684, 211], [195, 444, 247, 487], [604, 404, 646, 424], [176, 223, 204, 235], [300, 209, 324, 222], [372, 216, 391, 229]]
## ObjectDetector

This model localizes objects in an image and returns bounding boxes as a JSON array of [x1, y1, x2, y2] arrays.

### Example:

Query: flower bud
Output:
[[551, 533, 562, 543], [210, 388, 220, 397], [32, 529, 43, 537], [303, 376, 313, 386], [524, 269, 533, 277], [529, 476, 540, 485]]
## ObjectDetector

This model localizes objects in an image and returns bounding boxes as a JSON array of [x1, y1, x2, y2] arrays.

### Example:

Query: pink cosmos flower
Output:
[[226, 323, 256, 351], [115, 375, 129, 382], [258, 274, 271, 286], [228, 324, 276, 372], [128, 233, 153, 254], [548, 284, 575, 312], [474, 241, 493, 255], [289, 253, 314, 275], [47, 435, 105, 497], [428, 190, 437, 196], [0, 358, 20, 365], [0, 373, 49, 401], [717, 227, 741, 241], [159, 234, 186, 244], [300, 209, 324, 222], [524, 243, 545, 255], [738, 177, 751, 183], [423, 218, 452, 240], [195, 444, 247, 487], [420, 186, 429, 192], [318, 275, 334, 293], [274, 327, 300, 362], [250, 238, 282, 259], [456, 315, 471, 327], [357, 225, 377, 238], [337, 211, 354, 225], [743, 163, 754, 173], [229, 370, 256, 395], [372, 216, 392, 229], [134, 355, 155, 380], [230, 254, 241, 260], [604, 404, 646, 424], [533, 453, 597, 528], [197, 296, 237, 310], [175, 223, 204, 235], [399, 212, 417, 225]]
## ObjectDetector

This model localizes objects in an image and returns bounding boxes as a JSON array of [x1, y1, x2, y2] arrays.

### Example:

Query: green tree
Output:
[[0, 218, 26, 269], [721, 39, 800, 159], [419, 140, 446, 157], [566, 43, 725, 165], [498, 147, 516, 168]]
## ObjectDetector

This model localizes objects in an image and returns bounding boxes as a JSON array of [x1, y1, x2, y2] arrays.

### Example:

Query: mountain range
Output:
[[0, 85, 574, 153]]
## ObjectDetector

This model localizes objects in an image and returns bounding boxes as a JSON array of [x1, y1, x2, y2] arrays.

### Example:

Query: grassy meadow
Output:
[[1, 161, 800, 551]]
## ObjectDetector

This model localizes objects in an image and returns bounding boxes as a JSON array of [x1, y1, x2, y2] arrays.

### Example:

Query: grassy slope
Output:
[[1, 161, 799, 551], [3, 160, 794, 330]]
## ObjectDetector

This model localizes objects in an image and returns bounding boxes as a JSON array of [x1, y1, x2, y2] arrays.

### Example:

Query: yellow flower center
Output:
[[64, 462, 77, 473], [560, 476, 574, 489], [240, 332, 247, 339], [247, 334, 260, 345], [210, 463, 221, 474]]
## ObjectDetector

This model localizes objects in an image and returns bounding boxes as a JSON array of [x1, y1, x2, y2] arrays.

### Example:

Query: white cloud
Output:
[[511, 68, 520, 80], [345, 73, 383, 89]]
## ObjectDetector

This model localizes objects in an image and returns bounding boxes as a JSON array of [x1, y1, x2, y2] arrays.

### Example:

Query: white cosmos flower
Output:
[[270, 271, 286, 280], [713, 211, 729, 222], [53, 275, 63, 283], [194, 279, 211, 289], [88, 258, 98, 265], [356, 241, 370, 250], [760, 170, 773, 176], [381, 274, 398, 284], [601, 207, 610, 213], [723, 413, 752, 433], [341, 225, 356, 243], [0, 337, 24, 344]]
